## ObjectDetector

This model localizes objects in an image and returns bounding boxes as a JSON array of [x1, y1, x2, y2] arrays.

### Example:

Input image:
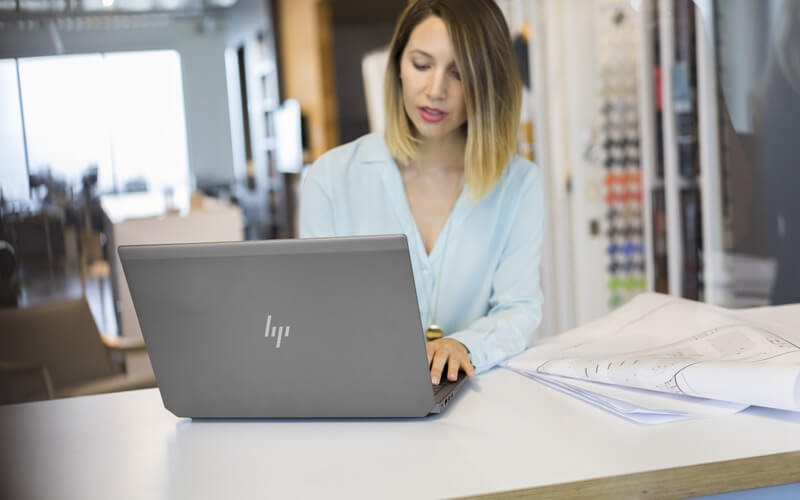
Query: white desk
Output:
[[1, 368, 799, 500]]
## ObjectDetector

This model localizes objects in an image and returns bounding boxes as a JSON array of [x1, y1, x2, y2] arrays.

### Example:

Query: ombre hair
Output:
[[383, 0, 522, 200]]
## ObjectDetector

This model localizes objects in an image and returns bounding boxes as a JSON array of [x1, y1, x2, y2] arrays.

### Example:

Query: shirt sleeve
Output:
[[447, 168, 545, 373], [298, 166, 336, 238]]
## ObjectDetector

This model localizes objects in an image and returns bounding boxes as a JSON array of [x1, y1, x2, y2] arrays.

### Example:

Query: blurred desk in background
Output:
[[101, 190, 244, 377]]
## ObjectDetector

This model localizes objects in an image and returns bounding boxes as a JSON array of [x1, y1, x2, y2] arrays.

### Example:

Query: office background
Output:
[[1, 0, 799, 400]]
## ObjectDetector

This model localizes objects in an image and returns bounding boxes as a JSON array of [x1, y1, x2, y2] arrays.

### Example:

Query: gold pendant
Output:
[[425, 324, 444, 341]]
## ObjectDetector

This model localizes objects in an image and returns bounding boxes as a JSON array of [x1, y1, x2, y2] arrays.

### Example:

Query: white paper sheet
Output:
[[508, 369, 746, 424], [506, 293, 800, 418], [509, 369, 746, 424]]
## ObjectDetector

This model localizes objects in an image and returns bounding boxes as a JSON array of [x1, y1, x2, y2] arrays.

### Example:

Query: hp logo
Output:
[[264, 314, 290, 348]]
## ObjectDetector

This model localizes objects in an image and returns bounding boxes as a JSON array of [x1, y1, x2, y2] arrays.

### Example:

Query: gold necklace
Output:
[[424, 228, 448, 341], [403, 164, 463, 342]]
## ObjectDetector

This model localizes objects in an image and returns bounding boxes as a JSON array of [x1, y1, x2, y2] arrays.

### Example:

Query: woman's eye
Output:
[[413, 62, 430, 70], [450, 69, 461, 80]]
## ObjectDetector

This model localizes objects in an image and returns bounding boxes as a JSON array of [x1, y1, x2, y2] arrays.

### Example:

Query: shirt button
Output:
[[423, 269, 430, 275]]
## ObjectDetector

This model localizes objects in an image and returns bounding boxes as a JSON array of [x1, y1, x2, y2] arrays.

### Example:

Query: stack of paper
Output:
[[505, 293, 800, 424]]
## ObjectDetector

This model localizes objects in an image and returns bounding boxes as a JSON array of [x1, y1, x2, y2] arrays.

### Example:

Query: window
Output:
[[103, 51, 189, 192], [0, 50, 188, 200], [18, 54, 113, 191], [0, 60, 28, 201]]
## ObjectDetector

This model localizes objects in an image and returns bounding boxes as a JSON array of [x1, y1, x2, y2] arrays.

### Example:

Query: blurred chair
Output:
[[80, 229, 111, 324], [0, 298, 156, 405], [0, 241, 20, 308]]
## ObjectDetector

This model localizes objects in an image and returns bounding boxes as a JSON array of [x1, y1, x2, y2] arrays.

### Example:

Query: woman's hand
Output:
[[426, 338, 475, 385]]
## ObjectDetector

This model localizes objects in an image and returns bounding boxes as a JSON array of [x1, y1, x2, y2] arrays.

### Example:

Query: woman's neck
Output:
[[411, 131, 466, 174]]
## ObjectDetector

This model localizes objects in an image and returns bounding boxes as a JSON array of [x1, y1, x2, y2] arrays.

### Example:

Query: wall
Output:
[[328, 1, 405, 144], [331, 21, 395, 144], [277, 0, 338, 159], [561, 0, 605, 325]]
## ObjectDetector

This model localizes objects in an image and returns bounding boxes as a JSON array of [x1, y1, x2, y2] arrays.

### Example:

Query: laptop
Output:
[[118, 234, 468, 418]]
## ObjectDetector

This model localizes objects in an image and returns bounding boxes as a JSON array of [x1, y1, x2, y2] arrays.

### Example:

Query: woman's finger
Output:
[[430, 348, 450, 385], [447, 352, 462, 381], [461, 354, 475, 377]]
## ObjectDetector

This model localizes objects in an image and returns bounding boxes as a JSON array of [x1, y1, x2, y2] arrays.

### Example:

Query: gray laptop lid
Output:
[[119, 235, 439, 418]]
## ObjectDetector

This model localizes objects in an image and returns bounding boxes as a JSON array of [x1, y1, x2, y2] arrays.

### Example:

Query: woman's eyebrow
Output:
[[408, 49, 433, 58]]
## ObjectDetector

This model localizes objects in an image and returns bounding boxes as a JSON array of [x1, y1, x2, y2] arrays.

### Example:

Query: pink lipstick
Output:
[[419, 106, 447, 123]]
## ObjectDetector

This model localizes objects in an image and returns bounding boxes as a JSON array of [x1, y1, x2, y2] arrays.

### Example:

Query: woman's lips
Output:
[[419, 106, 447, 123]]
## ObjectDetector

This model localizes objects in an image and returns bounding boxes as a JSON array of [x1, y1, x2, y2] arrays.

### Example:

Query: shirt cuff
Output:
[[447, 331, 492, 375]]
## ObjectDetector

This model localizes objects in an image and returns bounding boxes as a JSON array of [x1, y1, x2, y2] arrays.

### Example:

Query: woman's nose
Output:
[[425, 71, 447, 100]]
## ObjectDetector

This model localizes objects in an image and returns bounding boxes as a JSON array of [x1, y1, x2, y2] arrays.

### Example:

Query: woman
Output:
[[300, 0, 544, 385]]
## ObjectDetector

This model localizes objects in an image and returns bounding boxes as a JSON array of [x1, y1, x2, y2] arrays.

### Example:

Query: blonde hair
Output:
[[383, 0, 522, 200]]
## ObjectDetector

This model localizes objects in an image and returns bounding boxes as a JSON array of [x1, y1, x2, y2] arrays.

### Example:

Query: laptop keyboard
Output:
[[433, 371, 466, 396]]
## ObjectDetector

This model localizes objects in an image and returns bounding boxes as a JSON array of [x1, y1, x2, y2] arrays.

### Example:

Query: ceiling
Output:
[[0, 0, 236, 15]]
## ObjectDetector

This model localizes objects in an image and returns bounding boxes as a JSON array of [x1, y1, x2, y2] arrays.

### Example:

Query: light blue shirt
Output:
[[299, 133, 544, 373]]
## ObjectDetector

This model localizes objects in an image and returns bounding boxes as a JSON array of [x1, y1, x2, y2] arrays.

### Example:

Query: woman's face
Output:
[[399, 15, 467, 142]]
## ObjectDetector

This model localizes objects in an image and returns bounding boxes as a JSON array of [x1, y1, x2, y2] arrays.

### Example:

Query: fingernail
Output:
[[432, 376, 439, 384]]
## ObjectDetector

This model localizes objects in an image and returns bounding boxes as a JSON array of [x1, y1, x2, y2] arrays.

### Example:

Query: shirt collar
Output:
[[357, 132, 395, 165]]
